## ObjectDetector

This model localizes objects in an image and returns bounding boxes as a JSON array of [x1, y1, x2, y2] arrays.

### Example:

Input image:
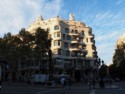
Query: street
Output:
[[1, 82, 125, 94]]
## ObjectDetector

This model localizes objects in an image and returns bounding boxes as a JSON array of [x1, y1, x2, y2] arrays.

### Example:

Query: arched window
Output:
[[54, 25, 59, 30], [75, 30, 78, 34], [81, 30, 84, 35], [71, 30, 74, 33]]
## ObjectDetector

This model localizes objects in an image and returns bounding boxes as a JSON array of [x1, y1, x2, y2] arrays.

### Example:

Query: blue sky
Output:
[[0, 0, 125, 65]]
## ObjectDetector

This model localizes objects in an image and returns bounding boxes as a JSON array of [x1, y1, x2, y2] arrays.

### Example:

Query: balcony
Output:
[[69, 33, 79, 36], [69, 46, 79, 51], [71, 40, 79, 43], [69, 30, 80, 36]]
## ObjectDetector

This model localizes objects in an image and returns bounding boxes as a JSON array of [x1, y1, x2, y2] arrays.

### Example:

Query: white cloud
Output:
[[95, 31, 119, 42], [0, 0, 63, 36]]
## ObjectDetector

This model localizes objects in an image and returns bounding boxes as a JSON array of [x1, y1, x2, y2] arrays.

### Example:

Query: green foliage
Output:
[[99, 64, 108, 79], [34, 27, 51, 61], [0, 27, 51, 68], [111, 42, 125, 79]]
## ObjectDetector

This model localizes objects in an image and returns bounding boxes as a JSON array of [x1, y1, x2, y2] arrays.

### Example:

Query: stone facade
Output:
[[26, 14, 98, 81], [116, 33, 125, 47]]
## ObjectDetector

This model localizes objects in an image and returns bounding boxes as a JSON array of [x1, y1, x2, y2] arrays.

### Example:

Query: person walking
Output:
[[60, 77, 67, 87]]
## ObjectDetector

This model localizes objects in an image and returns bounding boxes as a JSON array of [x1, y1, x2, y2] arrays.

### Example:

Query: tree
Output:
[[0, 27, 52, 81], [34, 27, 51, 61], [108, 64, 117, 78], [18, 28, 34, 60], [112, 42, 125, 79], [99, 63, 108, 79]]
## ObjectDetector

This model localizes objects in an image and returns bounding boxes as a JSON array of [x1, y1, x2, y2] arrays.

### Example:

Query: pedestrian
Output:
[[60, 77, 67, 87]]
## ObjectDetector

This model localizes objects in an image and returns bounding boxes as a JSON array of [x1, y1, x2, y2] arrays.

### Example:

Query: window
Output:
[[64, 42, 68, 48], [54, 32, 60, 38], [89, 31, 92, 35], [54, 40, 61, 46], [86, 38, 88, 42], [57, 32, 60, 37], [62, 34, 65, 40], [64, 28, 69, 33], [75, 30, 78, 34], [67, 35, 71, 40], [58, 49, 61, 55], [54, 25, 59, 30], [90, 38, 93, 42], [92, 45, 96, 50], [81, 31, 84, 35], [71, 30, 73, 33], [66, 50, 70, 56]]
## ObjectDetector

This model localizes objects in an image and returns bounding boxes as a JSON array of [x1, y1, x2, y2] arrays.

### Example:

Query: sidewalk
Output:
[[70, 82, 120, 89], [2, 81, 120, 89]]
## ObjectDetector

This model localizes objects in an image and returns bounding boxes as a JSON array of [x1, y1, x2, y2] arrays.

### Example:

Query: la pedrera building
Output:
[[27, 14, 98, 81], [116, 33, 125, 47]]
